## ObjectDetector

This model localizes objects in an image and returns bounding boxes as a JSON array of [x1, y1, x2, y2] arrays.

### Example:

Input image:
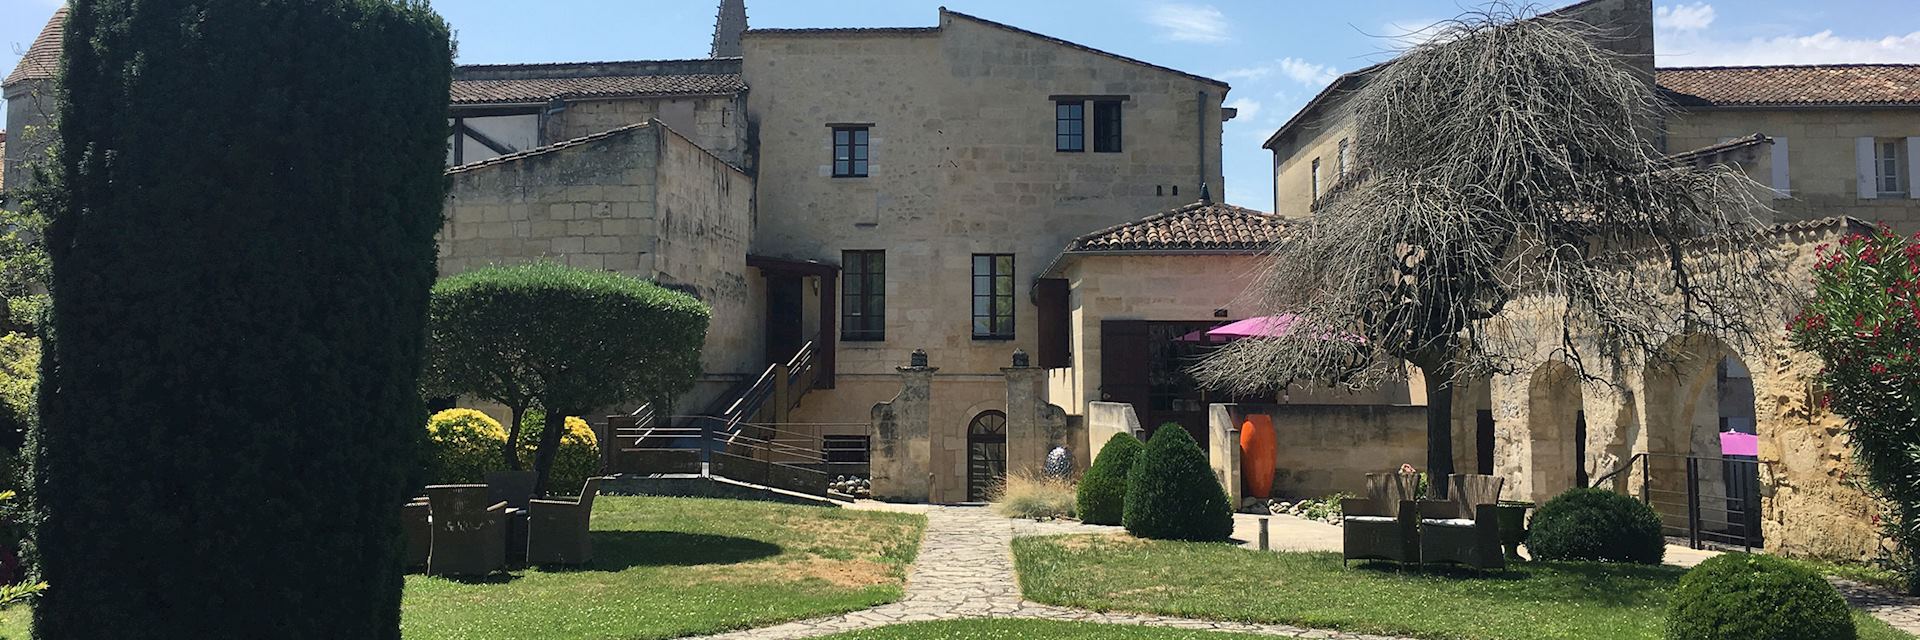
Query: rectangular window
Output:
[[832, 126, 869, 178], [1337, 138, 1351, 179], [1877, 138, 1908, 196], [972, 254, 1015, 340], [1311, 157, 1322, 201], [1093, 101, 1124, 153], [1056, 102, 1085, 152], [841, 250, 885, 341]]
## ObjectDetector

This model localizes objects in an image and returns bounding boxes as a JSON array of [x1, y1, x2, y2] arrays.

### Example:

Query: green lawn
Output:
[[815, 619, 1264, 639], [1013, 534, 1914, 640], [1, 496, 925, 640]]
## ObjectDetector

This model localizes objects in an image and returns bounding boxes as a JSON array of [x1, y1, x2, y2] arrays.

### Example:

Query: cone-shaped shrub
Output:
[[1076, 433, 1143, 525], [1666, 553, 1856, 640], [1123, 425, 1233, 541], [1526, 487, 1665, 564], [33, 1, 451, 636]]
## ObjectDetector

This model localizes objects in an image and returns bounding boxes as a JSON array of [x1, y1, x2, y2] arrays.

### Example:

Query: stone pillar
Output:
[[1004, 350, 1071, 476], [870, 350, 935, 502], [1086, 402, 1146, 463], [1208, 404, 1244, 507]]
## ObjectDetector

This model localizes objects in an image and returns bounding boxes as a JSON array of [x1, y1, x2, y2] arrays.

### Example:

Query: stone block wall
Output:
[[2, 80, 56, 209], [1668, 109, 1920, 232]]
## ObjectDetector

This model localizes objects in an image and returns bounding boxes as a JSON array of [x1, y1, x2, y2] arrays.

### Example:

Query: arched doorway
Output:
[[1527, 362, 1587, 503], [1644, 336, 1764, 547], [967, 411, 1008, 502]]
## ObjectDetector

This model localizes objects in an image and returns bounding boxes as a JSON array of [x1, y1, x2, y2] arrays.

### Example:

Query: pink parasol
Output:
[[1720, 431, 1759, 457]]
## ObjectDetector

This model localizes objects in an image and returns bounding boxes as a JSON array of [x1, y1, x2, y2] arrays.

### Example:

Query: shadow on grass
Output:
[[428, 571, 523, 585], [1347, 557, 1681, 608], [540, 530, 782, 573]]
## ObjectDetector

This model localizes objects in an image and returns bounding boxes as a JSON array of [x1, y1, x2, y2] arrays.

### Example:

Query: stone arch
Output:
[[965, 410, 1008, 502], [1641, 334, 1762, 543], [1526, 361, 1587, 503]]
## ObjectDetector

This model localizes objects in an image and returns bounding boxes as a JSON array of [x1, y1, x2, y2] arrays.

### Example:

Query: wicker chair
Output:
[[402, 500, 431, 570], [1341, 472, 1421, 566], [526, 477, 604, 566], [1417, 474, 1506, 570], [425, 484, 509, 576], [486, 470, 536, 565]]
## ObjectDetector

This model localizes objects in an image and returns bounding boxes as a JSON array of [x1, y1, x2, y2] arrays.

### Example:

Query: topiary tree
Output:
[[517, 411, 599, 495], [1526, 488, 1665, 564], [32, 1, 451, 637], [1667, 553, 1856, 640], [425, 409, 509, 484], [1789, 228, 1920, 593], [1123, 426, 1233, 541], [1077, 433, 1143, 526], [426, 262, 709, 496]]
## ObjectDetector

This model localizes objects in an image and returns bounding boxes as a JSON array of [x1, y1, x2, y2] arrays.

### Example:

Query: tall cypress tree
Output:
[[32, 1, 450, 637]]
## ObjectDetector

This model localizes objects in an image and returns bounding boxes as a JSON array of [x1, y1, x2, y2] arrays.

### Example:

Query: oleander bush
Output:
[[1666, 553, 1855, 640], [1123, 426, 1233, 541], [1526, 487, 1665, 564], [1076, 433, 1143, 526], [991, 470, 1076, 520]]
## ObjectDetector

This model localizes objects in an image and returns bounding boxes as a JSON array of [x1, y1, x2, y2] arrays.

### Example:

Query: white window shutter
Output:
[[1771, 137, 1791, 199], [1858, 137, 1879, 199], [1907, 137, 1920, 199]]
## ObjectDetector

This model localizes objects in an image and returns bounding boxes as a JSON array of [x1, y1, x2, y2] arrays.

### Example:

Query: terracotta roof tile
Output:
[[1067, 201, 1289, 253], [450, 73, 744, 105], [1658, 64, 1920, 108], [4, 8, 66, 88]]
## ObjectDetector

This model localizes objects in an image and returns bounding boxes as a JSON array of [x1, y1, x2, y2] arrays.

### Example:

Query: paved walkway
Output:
[[689, 505, 1415, 639]]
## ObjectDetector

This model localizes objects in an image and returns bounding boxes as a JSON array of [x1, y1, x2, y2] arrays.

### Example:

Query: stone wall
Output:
[[2, 79, 55, 209], [440, 120, 760, 416], [1667, 109, 1920, 231], [1085, 401, 1145, 464], [553, 95, 750, 170], [1260, 404, 1430, 500]]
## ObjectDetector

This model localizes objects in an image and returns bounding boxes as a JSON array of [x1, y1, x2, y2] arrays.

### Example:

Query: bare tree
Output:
[[1194, 5, 1784, 490]]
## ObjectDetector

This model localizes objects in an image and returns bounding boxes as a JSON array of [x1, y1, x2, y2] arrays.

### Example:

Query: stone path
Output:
[[1836, 579, 1920, 634], [689, 506, 1415, 639]]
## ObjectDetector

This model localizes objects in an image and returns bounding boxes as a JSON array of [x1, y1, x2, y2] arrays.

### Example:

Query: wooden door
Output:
[[1099, 320, 1151, 426]]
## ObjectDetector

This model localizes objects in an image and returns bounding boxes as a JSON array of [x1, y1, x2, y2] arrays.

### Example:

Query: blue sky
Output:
[[6, 0, 1920, 211]]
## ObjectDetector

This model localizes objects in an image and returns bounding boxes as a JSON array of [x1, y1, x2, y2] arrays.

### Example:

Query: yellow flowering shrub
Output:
[[519, 413, 600, 494], [425, 409, 507, 483]]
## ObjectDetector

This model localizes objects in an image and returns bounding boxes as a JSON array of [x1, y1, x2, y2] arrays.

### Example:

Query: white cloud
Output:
[[1225, 97, 1263, 122], [1217, 58, 1339, 87], [1654, 3, 1717, 32], [1145, 3, 1231, 44], [1659, 29, 1920, 66]]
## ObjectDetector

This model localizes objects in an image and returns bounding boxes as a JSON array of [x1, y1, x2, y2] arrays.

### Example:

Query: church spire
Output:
[[711, 0, 748, 59]]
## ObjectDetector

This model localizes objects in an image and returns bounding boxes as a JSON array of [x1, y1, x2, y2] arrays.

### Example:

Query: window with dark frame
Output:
[[1055, 102, 1085, 152], [842, 250, 885, 341], [972, 254, 1015, 340], [1093, 101, 1123, 152], [833, 126, 870, 178]]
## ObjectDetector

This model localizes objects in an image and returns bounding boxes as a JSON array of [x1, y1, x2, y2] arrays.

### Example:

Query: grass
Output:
[[1013, 534, 1915, 640], [1785, 556, 1908, 592], [989, 471, 1077, 520], [815, 619, 1264, 639], [0, 496, 925, 640]]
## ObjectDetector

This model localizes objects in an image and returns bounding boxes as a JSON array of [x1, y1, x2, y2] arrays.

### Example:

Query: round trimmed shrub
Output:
[[1666, 553, 1855, 640], [1077, 433, 1144, 525], [425, 409, 507, 484], [1123, 425, 1233, 541], [1526, 487, 1665, 564], [530, 415, 599, 494]]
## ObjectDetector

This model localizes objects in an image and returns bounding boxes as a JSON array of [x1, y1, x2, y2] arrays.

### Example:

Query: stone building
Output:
[[1, 7, 64, 209]]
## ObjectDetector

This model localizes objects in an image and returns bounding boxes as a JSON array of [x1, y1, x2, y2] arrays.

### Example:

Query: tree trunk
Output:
[[530, 410, 568, 497], [1424, 369, 1456, 499], [503, 404, 525, 471]]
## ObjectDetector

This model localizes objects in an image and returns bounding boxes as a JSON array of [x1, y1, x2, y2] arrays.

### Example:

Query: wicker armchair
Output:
[[425, 484, 509, 577], [402, 500, 431, 570], [486, 470, 536, 565], [1341, 472, 1421, 566], [526, 477, 604, 566], [1417, 474, 1506, 570]]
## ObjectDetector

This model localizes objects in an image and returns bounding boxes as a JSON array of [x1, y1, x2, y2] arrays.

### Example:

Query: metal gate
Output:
[[967, 411, 1007, 502], [1600, 452, 1766, 551]]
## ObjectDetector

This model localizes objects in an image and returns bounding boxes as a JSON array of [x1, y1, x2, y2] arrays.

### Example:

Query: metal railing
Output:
[[1591, 451, 1765, 552]]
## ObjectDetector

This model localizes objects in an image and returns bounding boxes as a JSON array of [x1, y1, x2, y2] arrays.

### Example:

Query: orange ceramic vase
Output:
[[1239, 415, 1277, 499]]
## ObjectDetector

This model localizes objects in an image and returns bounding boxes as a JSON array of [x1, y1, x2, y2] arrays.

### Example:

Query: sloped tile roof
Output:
[[1067, 201, 1289, 253], [1658, 64, 1920, 108], [450, 73, 744, 105], [4, 7, 66, 88]]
